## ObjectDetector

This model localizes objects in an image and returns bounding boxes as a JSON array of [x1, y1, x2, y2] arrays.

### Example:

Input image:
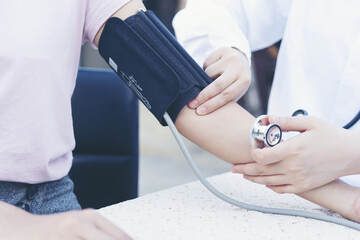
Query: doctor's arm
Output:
[[173, 0, 291, 115], [232, 116, 360, 222], [297, 180, 360, 223], [173, 0, 252, 115]]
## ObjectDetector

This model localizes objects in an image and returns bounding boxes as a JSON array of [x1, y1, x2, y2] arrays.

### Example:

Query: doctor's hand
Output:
[[231, 116, 360, 194], [188, 47, 251, 115]]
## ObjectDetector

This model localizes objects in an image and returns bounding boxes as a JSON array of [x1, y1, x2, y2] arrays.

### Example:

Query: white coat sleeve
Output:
[[172, 0, 293, 67]]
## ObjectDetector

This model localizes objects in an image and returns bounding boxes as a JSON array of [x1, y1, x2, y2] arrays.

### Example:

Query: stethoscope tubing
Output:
[[164, 112, 360, 231], [292, 109, 360, 129], [343, 110, 360, 129]]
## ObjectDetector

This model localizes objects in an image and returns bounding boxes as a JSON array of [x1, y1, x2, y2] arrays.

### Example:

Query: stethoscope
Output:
[[164, 109, 360, 231], [343, 110, 360, 130], [250, 109, 360, 148]]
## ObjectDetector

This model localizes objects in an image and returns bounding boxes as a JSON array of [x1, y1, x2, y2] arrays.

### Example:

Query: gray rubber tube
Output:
[[163, 112, 360, 231]]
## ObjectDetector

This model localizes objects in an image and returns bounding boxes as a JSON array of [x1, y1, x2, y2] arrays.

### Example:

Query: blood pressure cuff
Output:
[[98, 10, 212, 126]]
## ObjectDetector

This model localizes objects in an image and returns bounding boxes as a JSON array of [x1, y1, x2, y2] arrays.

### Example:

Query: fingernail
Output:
[[188, 99, 199, 108], [231, 168, 237, 173], [196, 106, 207, 115], [243, 174, 248, 179]]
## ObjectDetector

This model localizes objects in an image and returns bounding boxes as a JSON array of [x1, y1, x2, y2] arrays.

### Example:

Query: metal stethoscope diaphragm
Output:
[[250, 116, 282, 148], [250, 109, 309, 149]]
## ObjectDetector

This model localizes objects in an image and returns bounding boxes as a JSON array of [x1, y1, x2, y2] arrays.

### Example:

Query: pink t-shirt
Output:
[[0, 0, 131, 183]]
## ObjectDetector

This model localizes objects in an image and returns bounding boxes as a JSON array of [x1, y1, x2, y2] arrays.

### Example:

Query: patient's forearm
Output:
[[175, 102, 254, 164], [297, 180, 360, 223]]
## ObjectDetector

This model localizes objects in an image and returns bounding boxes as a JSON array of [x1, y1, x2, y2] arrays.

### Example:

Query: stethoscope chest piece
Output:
[[250, 115, 282, 148]]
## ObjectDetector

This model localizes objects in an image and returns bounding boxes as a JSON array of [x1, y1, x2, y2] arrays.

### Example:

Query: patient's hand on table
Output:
[[0, 201, 131, 240], [187, 47, 251, 115], [232, 115, 360, 193]]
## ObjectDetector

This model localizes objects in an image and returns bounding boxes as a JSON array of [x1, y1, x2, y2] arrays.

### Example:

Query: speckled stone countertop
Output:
[[99, 172, 360, 239]]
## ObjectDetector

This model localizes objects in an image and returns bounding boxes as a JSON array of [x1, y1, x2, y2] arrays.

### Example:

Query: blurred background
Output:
[[79, 0, 280, 196]]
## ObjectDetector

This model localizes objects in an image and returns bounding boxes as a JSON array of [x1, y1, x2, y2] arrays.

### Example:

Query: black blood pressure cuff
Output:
[[98, 10, 212, 126]]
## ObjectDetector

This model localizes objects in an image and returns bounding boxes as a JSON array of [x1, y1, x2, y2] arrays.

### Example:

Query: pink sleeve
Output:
[[83, 0, 132, 47]]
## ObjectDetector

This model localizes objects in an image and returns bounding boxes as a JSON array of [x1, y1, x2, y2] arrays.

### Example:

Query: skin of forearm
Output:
[[298, 132, 360, 222], [345, 131, 360, 176], [175, 102, 254, 164], [297, 180, 360, 223]]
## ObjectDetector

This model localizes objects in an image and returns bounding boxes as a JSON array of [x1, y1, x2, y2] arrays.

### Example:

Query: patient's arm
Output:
[[175, 102, 254, 164], [94, 0, 145, 46], [92, 0, 255, 164], [297, 180, 360, 223]]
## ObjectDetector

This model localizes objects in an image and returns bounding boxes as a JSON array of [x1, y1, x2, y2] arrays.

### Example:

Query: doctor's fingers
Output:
[[232, 162, 282, 176], [203, 47, 249, 69], [203, 47, 227, 69], [250, 141, 295, 165], [243, 174, 289, 188], [266, 185, 297, 194], [188, 61, 234, 109], [195, 78, 249, 115], [204, 59, 227, 79], [268, 115, 319, 132]]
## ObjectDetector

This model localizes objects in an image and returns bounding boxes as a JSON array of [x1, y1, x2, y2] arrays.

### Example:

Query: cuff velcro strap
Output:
[[98, 10, 212, 125]]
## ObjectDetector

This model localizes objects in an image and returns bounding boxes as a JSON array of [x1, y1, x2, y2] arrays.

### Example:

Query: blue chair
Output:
[[69, 68, 139, 209]]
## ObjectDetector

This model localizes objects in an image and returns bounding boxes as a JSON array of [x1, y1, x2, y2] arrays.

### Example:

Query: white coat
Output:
[[173, 0, 360, 186]]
